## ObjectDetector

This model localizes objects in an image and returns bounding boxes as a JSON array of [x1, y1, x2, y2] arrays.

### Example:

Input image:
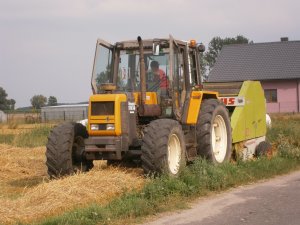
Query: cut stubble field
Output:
[[0, 144, 145, 224]]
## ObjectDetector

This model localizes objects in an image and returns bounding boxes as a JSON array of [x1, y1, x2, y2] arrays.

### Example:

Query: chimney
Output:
[[281, 37, 289, 42]]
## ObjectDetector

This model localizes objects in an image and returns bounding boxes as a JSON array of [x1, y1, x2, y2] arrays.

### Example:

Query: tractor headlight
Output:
[[90, 124, 99, 131], [106, 124, 115, 130]]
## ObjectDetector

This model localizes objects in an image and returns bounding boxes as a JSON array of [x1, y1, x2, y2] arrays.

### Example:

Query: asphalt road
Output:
[[144, 170, 300, 225]]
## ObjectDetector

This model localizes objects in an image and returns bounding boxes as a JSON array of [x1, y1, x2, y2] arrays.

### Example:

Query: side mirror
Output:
[[153, 43, 160, 55], [198, 44, 205, 52]]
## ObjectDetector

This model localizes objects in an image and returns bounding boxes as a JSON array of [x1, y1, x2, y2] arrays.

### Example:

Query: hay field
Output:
[[0, 144, 145, 224], [0, 123, 38, 135]]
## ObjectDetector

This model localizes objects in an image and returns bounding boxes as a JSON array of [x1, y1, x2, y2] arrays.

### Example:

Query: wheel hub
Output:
[[212, 115, 228, 163], [168, 134, 181, 175]]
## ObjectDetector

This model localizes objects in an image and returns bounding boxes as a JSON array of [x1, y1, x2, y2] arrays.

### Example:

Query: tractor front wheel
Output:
[[46, 122, 93, 178]]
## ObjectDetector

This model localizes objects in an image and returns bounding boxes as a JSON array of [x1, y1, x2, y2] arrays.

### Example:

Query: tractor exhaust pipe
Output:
[[137, 36, 146, 106], [137, 36, 161, 117]]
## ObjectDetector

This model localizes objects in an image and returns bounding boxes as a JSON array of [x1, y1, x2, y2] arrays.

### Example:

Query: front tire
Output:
[[197, 99, 232, 164], [141, 119, 186, 176], [46, 122, 93, 178]]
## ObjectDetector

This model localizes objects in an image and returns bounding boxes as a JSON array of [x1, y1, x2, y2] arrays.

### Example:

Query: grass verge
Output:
[[0, 124, 52, 147], [0, 134, 14, 145], [36, 116, 300, 225], [14, 125, 52, 148]]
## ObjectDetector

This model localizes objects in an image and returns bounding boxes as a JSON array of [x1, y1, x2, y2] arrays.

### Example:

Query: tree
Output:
[[204, 35, 249, 72], [0, 87, 16, 111], [0, 87, 8, 110], [96, 64, 112, 85], [7, 99, 16, 110], [31, 95, 47, 109], [48, 96, 58, 106], [199, 52, 208, 81]]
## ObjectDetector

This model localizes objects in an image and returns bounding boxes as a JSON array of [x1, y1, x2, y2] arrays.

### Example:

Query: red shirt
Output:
[[155, 69, 168, 89]]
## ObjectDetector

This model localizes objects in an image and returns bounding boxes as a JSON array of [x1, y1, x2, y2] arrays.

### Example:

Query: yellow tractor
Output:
[[46, 36, 269, 177]]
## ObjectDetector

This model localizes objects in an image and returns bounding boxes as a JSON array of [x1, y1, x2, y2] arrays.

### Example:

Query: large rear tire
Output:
[[46, 122, 93, 178], [197, 99, 232, 164], [141, 119, 186, 176]]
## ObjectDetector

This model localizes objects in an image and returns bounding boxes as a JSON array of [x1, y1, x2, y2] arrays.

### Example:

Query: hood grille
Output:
[[91, 101, 114, 115]]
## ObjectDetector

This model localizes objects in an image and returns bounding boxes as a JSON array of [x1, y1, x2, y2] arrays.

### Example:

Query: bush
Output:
[[267, 116, 300, 160]]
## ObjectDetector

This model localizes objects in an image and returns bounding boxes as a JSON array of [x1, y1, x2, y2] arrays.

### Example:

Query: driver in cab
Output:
[[149, 60, 168, 96]]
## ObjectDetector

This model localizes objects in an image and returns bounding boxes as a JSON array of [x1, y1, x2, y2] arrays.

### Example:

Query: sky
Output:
[[0, 0, 300, 108]]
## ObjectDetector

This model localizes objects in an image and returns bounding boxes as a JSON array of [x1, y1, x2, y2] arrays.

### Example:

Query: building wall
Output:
[[298, 80, 300, 113], [261, 79, 299, 113], [41, 105, 88, 122]]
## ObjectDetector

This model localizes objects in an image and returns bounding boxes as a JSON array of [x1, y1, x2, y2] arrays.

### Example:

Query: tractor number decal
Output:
[[128, 102, 136, 114], [220, 97, 245, 106]]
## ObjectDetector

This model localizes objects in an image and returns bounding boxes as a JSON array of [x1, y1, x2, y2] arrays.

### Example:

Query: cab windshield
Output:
[[92, 45, 169, 94], [117, 49, 169, 92]]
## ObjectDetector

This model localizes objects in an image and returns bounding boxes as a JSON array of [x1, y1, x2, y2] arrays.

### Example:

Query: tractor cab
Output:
[[90, 36, 205, 120]]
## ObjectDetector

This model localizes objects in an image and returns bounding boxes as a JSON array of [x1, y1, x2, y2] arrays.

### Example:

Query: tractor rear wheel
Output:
[[197, 99, 232, 164], [141, 119, 186, 176], [46, 122, 93, 178]]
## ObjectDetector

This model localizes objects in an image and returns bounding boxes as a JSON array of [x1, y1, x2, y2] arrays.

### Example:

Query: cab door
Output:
[[169, 35, 186, 120], [91, 39, 115, 94]]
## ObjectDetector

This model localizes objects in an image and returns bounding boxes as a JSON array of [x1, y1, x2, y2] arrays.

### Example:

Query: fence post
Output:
[[63, 111, 66, 121]]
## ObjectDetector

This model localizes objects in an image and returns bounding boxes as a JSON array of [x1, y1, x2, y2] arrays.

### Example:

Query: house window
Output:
[[264, 89, 277, 103]]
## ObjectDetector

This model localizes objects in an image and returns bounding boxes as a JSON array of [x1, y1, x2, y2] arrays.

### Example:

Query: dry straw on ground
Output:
[[0, 144, 145, 224]]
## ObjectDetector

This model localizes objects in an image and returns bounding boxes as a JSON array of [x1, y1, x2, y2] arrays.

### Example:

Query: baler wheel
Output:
[[255, 141, 272, 158]]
